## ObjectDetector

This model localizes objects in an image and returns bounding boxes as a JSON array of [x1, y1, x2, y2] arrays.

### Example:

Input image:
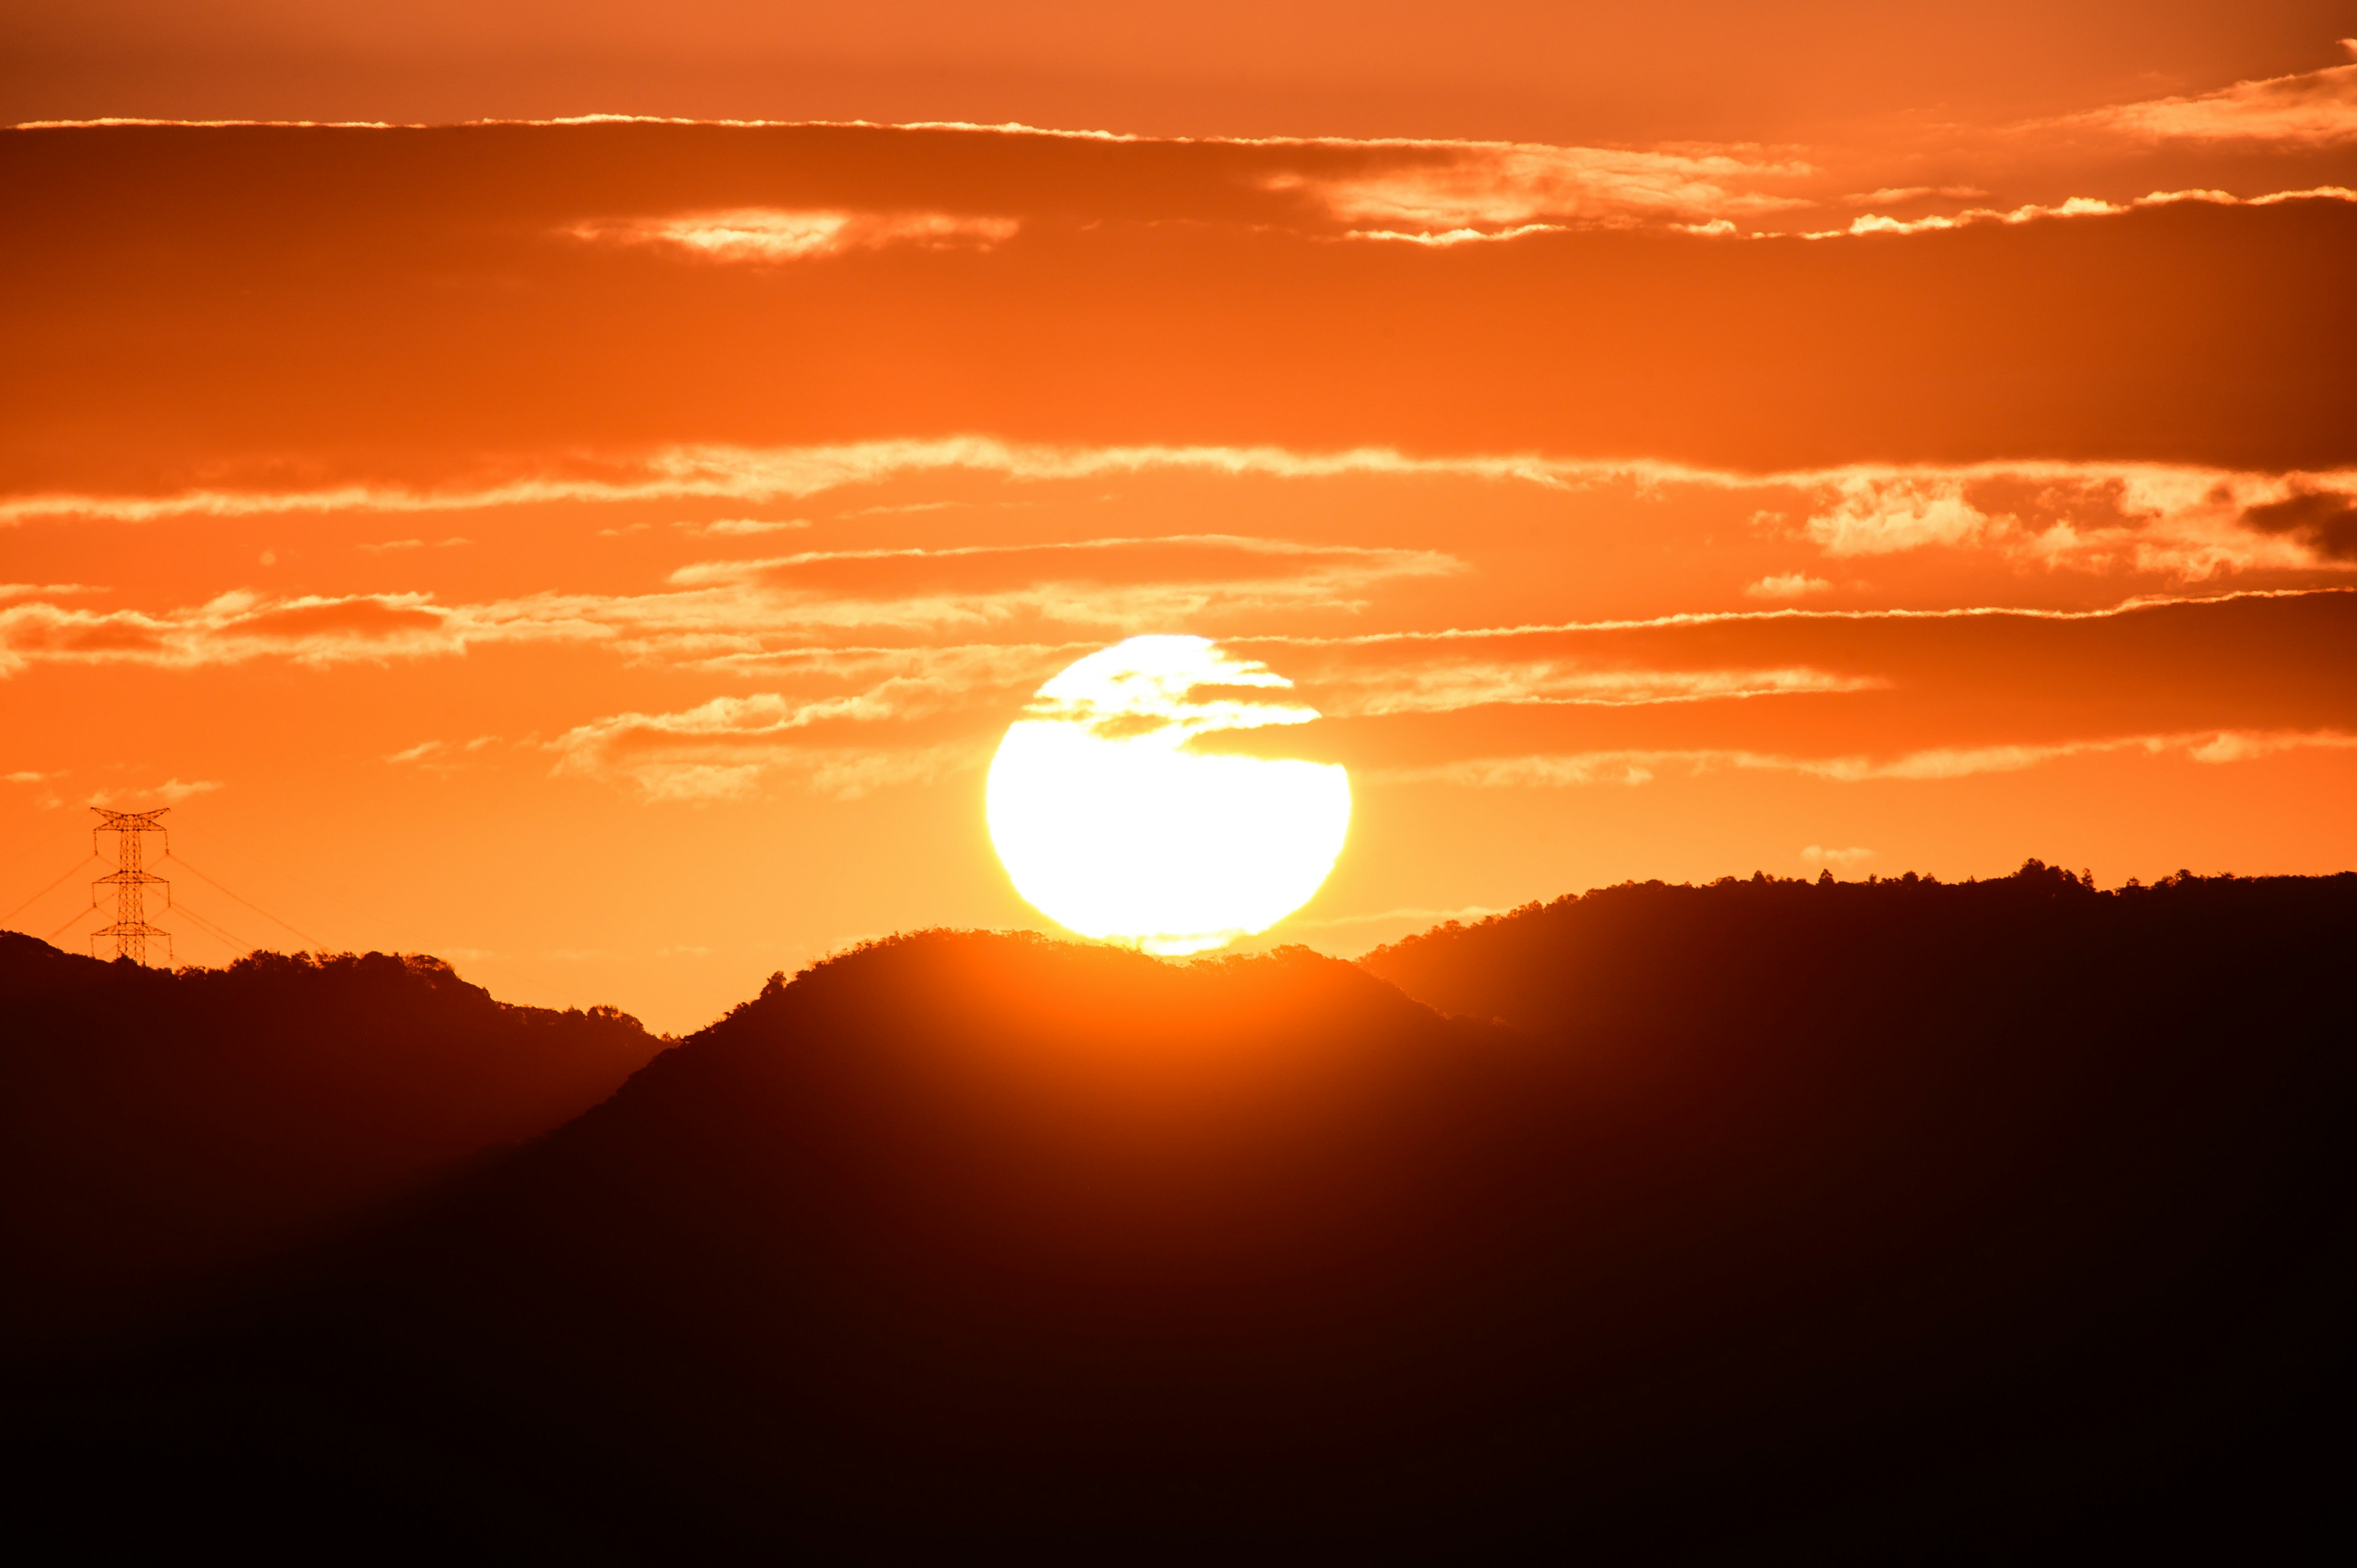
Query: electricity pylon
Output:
[[91, 808, 172, 966]]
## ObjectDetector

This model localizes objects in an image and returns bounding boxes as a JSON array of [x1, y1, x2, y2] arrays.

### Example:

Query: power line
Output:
[[171, 899, 256, 958], [164, 852, 328, 951], [47, 903, 97, 942], [168, 823, 361, 944], [1, 854, 98, 926]]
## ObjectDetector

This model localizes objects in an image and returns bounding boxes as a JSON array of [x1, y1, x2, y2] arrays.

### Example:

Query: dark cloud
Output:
[[2242, 485, 2357, 560]]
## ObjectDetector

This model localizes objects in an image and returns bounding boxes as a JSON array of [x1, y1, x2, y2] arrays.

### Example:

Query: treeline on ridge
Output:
[[0, 935, 662, 1342]]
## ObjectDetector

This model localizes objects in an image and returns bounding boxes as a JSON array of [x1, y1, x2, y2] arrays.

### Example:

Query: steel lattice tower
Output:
[[91, 807, 172, 965]]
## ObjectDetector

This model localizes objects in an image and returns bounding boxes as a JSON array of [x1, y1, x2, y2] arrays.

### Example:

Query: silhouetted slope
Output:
[[0, 935, 660, 1340], [13, 890, 2355, 1556], [1361, 860, 2355, 1041]]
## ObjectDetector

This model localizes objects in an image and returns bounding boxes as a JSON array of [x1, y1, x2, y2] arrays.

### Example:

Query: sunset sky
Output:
[[4, 7, 2354, 1030]]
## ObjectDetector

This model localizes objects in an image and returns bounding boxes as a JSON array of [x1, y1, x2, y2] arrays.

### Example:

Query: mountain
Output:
[[7, 870, 2353, 1555], [0, 935, 660, 1342]]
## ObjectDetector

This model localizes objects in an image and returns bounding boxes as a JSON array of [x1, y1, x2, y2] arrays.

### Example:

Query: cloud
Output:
[[1803, 476, 1992, 555], [1795, 466, 2357, 579], [569, 209, 1019, 261], [1369, 729, 2357, 789], [2051, 42, 2357, 147], [2184, 729, 2357, 764], [697, 518, 810, 536], [1843, 187, 1987, 206], [1746, 573, 1832, 600], [1830, 195, 2127, 238], [85, 778, 223, 806], [1262, 139, 1814, 239], [0, 438, 1593, 527], [0, 532, 1452, 676], [1298, 656, 1879, 716], [665, 535, 1461, 631], [543, 641, 1108, 802], [2238, 485, 2357, 562], [0, 590, 463, 675], [551, 692, 983, 801], [1802, 845, 1876, 870], [1822, 185, 2356, 239], [384, 736, 500, 771], [10, 439, 2351, 585]]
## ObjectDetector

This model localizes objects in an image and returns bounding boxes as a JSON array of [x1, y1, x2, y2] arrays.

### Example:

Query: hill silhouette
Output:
[[0, 934, 660, 1343], [7, 868, 2353, 1555]]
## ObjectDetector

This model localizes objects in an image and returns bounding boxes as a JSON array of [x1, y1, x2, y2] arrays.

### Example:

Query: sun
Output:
[[986, 636, 1351, 955]]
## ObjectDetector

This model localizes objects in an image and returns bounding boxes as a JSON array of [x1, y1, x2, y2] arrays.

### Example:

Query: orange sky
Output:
[[4, 12, 2355, 1030]]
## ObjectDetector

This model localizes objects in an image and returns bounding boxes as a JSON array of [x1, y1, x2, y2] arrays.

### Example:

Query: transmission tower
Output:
[[90, 807, 172, 966]]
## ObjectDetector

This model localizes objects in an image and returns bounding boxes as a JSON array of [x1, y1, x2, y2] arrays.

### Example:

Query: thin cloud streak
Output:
[[1371, 730, 2357, 789], [1310, 660, 1881, 716], [568, 209, 1020, 261], [1264, 140, 1817, 236], [1823, 185, 2357, 239], [2043, 41, 2357, 147], [0, 533, 1456, 675], [0, 440, 1593, 527], [1249, 585, 2357, 646], [551, 692, 985, 801], [12, 444, 2357, 582]]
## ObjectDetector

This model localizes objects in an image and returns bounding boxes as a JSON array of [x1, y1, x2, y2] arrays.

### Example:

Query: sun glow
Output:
[[986, 636, 1352, 955]]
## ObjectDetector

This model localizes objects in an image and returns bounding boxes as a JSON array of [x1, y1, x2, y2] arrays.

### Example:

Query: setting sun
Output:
[[986, 636, 1350, 954]]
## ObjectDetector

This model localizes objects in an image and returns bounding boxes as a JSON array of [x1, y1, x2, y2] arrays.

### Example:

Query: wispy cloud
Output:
[[1822, 185, 2355, 239], [1304, 657, 1879, 716], [551, 692, 983, 801], [385, 736, 500, 772], [14, 441, 2356, 584], [0, 590, 463, 675], [1746, 573, 1832, 600], [2046, 41, 2357, 147], [1795, 466, 2357, 577], [568, 208, 1019, 261], [85, 777, 223, 806], [665, 535, 1460, 630], [1371, 729, 2357, 789], [1243, 587, 2351, 652], [0, 533, 1454, 676], [1842, 187, 1988, 206], [1263, 139, 1815, 239], [0, 439, 1593, 527], [695, 518, 810, 536]]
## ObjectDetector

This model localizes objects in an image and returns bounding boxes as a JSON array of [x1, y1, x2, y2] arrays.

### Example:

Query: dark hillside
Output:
[[1364, 860, 2357, 1042], [9, 886, 2354, 1556], [0, 935, 660, 1342]]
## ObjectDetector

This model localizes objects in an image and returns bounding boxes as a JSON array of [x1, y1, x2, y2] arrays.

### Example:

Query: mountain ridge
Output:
[[6, 868, 2351, 1552]]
